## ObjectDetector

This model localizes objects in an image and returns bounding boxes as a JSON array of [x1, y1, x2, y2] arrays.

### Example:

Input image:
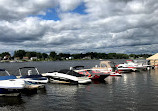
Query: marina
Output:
[[0, 60, 158, 111], [0, 0, 158, 110]]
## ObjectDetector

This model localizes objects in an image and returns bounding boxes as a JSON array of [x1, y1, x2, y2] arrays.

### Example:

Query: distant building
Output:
[[66, 56, 74, 60], [61, 57, 65, 60], [23, 57, 29, 60], [146, 53, 158, 66], [83, 56, 91, 60], [69, 57, 74, 60], [30, 57, 38, 61], [3, 55, 10, 60], [14, 57, 20, 60]]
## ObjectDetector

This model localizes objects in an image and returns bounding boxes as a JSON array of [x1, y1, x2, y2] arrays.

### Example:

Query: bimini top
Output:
[[58, 69, 85, 77]]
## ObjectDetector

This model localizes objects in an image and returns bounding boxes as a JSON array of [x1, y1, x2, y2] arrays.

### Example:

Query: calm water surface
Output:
[[0, 60, 158, 111]]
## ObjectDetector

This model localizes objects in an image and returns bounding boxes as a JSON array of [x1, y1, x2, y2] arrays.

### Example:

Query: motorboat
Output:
[[17, 67, 48, 85], [110, 71, 122, 76], [73, 61, 121, 81], [91, 61, 122, 76], [75, 69, 110, 81], [116, 65, 133, 73], [73, 62, 122, 80], [133, 60, 154, 70], [42, 69, 91, 84], [116, 60, 147, 72], [0, 69, 25, 96]]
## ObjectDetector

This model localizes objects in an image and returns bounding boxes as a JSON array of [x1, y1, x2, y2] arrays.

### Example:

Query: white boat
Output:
[[133, 60, 153, 70], [0, 69, 25, 96], [116, 60, 147, 72], [116, 65, 133, 73], [17, 67, 48, 85], [42, 69, 91, 84]]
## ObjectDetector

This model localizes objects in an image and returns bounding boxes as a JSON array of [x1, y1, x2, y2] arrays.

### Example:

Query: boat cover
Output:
[[58, 69, 85, 77], [0, 75, 17, 80]]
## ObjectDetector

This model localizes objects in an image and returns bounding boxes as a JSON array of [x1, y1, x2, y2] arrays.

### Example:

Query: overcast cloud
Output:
[[0, 0, 158, 54]]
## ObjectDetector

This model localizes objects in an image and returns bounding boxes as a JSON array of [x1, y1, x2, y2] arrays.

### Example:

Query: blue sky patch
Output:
[[71, 2, 87, 15], [36, 8, 60, 21], [32, 3, 87, 21]]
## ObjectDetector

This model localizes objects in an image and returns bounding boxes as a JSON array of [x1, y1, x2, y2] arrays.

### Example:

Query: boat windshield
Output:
[[19, 67, 39, 76], [58, 69, 85, 77], [109, 62, 115, 68], [0, 69, 10, 76], [133, 60, 149, 65]]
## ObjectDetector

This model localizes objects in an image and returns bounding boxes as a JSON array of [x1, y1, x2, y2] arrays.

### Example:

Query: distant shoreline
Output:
[[0, 58, 147, 63]]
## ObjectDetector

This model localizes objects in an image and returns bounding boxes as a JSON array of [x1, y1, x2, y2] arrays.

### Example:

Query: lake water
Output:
[[0, 60, 158, 111]]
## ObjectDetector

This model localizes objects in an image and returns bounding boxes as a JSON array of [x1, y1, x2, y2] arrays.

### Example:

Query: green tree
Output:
[[25, 51, 38, 58], [14, 50, 26, 59], [25, 52, 31, 58], [1, 52, 11, 60], [49, 51, 57, 59], [1, 52, 11, 58], [36, 53, 42, 59], [108, 53, 117, 59], [72, 53, 83, 59], [58, 53, 70, 60], [129, 54, 138, 59], [42, 53, 48, 59]]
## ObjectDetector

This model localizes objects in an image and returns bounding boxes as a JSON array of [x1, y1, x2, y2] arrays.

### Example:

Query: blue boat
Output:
[[0, 69, 25, 96]]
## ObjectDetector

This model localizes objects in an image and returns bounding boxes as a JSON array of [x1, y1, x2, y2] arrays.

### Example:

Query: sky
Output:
[[0, 0, 158, 54]]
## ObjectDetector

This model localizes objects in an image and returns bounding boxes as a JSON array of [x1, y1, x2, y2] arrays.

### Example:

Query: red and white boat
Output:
[[90, 61, 122, 76], [73, 61, 122, 81], [76, 69, 110, 81]]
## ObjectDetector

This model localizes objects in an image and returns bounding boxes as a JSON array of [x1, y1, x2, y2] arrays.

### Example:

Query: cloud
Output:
[[0, 0, 158, 54], [58, 0, 82, 11], [0, 0, 58, 20]]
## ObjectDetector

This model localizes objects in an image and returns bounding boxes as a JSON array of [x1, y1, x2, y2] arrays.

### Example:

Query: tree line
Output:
[[0, 50, 152, 61]]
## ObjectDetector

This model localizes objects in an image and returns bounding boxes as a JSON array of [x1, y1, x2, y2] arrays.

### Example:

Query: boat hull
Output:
[[91, 75, 110, 81], [19, 75, 49, 84], [49, 78, 78, 84], [0, 70, 25, 96], [0, 78, 25, 96], [77, 70, 110, 81], [117, 68, 133, 73], [0, 88, 21, 96], [43, 72, 91, 84]]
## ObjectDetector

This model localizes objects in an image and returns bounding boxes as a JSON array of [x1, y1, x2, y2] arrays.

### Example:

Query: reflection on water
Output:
[[92, 80, 108, 84], [0, 97, 24, 111], [0, 60, 158, 111], [0, 97, 24, 107]]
